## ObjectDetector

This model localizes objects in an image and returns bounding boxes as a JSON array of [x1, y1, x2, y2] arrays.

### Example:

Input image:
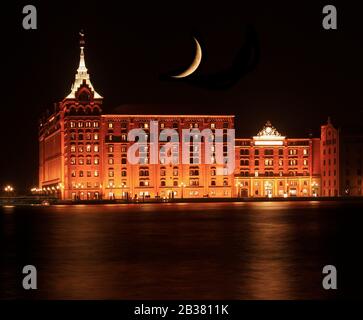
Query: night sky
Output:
[[1, 1, 362, 192]]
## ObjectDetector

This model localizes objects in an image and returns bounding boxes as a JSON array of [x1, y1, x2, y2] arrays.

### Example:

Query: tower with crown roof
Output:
[[39, 32, 104, 200]]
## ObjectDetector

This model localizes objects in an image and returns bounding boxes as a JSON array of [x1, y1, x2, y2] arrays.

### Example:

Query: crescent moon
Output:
[[172, 37, 202, 78]]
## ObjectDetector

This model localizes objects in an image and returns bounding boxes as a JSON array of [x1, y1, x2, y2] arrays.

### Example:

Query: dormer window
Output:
[[78, 90, 91, 102]]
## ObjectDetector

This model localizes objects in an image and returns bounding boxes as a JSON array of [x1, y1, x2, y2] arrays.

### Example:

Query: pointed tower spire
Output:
[[65, 31, 102, 99]]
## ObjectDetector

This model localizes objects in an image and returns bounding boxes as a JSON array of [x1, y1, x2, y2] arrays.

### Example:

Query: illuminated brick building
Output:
[[234, 122, 321, 198], [39, 38, 236, 200], [42, 37, 363, 200]]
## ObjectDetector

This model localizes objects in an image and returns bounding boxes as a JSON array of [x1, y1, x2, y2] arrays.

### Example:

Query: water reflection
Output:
[[0, 201, 360, 299]]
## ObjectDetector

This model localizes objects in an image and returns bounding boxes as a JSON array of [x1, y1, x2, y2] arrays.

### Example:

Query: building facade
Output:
[[39, 38, 361, 200], [234, 122, 321, 198]]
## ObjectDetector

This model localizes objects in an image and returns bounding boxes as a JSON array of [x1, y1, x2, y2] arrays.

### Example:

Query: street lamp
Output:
[[4, 185, 14, 194], [179, 182, 185, 199]]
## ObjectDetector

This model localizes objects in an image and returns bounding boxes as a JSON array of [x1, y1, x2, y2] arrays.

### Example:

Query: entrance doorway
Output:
[[264, 181, 273, 197]]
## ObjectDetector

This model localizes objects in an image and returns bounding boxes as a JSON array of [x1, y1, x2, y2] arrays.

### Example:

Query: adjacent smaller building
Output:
[[234, 121, 321, 198]]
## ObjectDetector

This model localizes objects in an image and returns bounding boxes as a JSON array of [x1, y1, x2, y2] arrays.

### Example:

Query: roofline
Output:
[[101, 114, 235, 118]]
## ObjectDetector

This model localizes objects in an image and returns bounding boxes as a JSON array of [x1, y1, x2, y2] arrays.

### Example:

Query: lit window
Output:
[[70, 122, 75, 128], [173, 167, 178, 176], [93, 121, 99, 128], [94, 145, 99, 152], [94, 133, 99, 140], [94, 157, 99, 165], [211, 123, 215, 129], [85, 121, 91, 128], [78, 145, 84, 153], [71, 170, 76, 177], [108, 122, 114, 129], [70, 145, 76, 153], [108, 157, 114, 165], [78, 122, 83, 128], [86, 144, 91, 152], [94, 170, 99, 177], [79, 158, 84, 165]]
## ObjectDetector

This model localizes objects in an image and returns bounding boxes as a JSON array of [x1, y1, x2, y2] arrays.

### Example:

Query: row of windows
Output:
[[136, 179, 229, 187], [70, 157, 99, 165], [70, 133, 99, 140], [107, 122, 230, 129], [240, 159, 309, 166], [70, 144, 99, 153], [323, 159, 337, 165], [323, 170, 337, 177], [72, 170, 99, 177], [240, 149, 309, 156], [69, 121, 99, 128], [323, 147, 337, 155], [252, 171, 309, 177]]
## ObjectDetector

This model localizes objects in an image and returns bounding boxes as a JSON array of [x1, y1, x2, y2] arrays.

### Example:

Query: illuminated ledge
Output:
[[254, 140, 284, 146]]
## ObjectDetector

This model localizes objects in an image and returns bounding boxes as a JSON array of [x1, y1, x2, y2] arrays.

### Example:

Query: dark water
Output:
[[0, 201, 362, 299]]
